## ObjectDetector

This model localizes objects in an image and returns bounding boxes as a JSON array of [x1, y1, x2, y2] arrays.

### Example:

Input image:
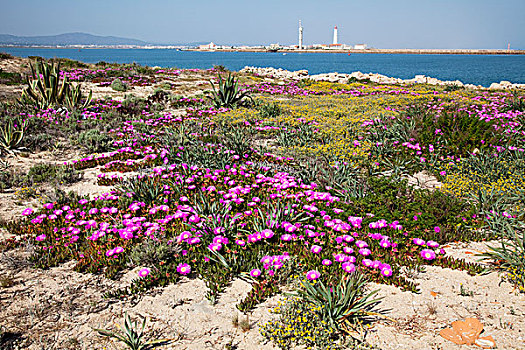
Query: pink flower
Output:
[[138, 268, 150, 277], [421, 249, 436, 260], [22, 208, 33, 216], [362, 259, 373, 267], [177, 263, 191, 275], [358, 248, 371, 256], [322, 259, 332, 266], [427, 241, 440, 248], [261, 229, 274, 239], [434, 226, 441, 233], [311, 245, 322, 254], [355, 240, 368, 249], [381, 268, 393, 277], [36, 234, 46, 242], [306, 270, 320, 280], [413, 238, 426, 246], [342, 262, 356, 273], [250, 268, 262, 278], [43, 203, 54, 210]]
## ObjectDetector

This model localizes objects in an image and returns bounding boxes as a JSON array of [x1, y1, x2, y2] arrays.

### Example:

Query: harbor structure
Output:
[[333, 25, 338, 45], [298, 20, 303, 49]]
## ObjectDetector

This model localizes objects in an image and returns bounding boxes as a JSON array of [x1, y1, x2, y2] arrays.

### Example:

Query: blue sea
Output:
[[1, 47, 525, 87]]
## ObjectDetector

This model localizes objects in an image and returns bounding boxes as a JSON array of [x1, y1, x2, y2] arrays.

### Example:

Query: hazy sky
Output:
[[1, 0, 524, 49]]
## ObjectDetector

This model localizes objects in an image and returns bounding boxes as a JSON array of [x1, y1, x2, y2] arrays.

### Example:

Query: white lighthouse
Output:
[[333, 25, 338, 45], [298, 20, 303, 49]]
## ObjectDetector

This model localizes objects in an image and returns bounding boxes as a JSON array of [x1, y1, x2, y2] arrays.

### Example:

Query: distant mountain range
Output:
[[0, 32, 208, 47]]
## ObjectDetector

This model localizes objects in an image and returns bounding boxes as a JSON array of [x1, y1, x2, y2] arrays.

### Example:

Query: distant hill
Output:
[[0, 32, 151, 46]]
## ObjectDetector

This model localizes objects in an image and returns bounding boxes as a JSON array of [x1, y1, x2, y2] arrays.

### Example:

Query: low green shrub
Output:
[[111, 78, 128, 92], [74, 129, 114, 153]]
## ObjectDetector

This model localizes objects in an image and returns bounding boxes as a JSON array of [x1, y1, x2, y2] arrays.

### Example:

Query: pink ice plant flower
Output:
[[306, 270, 320, 280], [138, 268, 150, 277], [310, 245, 323, 254], [342, 262, 356, 273], [250, 268, 262, 278], [177, 263, 191, 275], [421, 249, 437, 260]]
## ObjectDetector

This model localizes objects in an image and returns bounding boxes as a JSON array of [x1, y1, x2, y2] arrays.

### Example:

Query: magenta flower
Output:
[[358, 248, 371, 256], [334, 253, 347, 262], [177, 263, 191, 275], [381, 268, 393, 277], [427, 240, 440, 248], [342, 262, 356, 273], [421, 249, 436, 260], [261, 229, 274, 239], [362, 259, 373, 267], [322, 259, 332, 266], [22, 208, 33, 216], [250, 268, 262, 278], [36, 234, 46, 242], [306, 270, 320, 280], [379, 239, 391, 248], [343, 247, 354, 254], [413, 238, 426, 246], [434, 226, 441, 233], [138, 268, 150, 277], [311, 245, 322, 254], [355, 240, 368, 249]]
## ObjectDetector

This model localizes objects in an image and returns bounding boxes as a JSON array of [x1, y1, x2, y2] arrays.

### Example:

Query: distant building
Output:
[[298, 20, 303, 49], [354, 44, 367, 50], [199, 42, 217, 50], [333, 26, 338, 45]]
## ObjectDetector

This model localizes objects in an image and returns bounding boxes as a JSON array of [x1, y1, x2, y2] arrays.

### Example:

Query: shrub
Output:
[[75, 129, 114, 153], [111, 78, 128, 92], [26, 163, 82, 185], [0, 69, 23, 85]]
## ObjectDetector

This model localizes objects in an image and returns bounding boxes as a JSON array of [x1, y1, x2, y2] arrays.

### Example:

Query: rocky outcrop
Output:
[[240, 66, 524, 90]]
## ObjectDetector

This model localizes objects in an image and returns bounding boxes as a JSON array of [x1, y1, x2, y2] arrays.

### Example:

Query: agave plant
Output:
[[20, 59, 92, 110], [0, 117, 27, 154], [95, 312, 171, 350], [294, 273, 386, 334], [207, 73, 252, 108], [65, 83, 92, 110], [20, 60, 69, 109]]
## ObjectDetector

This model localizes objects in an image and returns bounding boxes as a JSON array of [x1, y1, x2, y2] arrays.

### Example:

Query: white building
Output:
[[199, 42, 217, 50], [298, 20, 303, 49], [354, 44, 367, 50], [333, 26, 338, 45]]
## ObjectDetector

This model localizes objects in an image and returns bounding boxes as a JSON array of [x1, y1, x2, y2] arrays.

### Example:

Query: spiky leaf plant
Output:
[[95, 312, 171, 350], [0, 117, 26, 154], [207, 73, 252, 108], [295, 273, 387, 335]]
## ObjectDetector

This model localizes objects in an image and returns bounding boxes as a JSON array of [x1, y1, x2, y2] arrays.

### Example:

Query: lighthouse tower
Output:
[[333, 25, 338, 45], [298, 20, 303, 49]]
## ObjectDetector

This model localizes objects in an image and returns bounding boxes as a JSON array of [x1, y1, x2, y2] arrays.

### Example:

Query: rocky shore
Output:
[[240, 66, 525, 90]]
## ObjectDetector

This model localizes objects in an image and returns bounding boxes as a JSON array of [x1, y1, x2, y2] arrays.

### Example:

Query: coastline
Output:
[[1, 45, 524, 55], [240, 66, 525, 90]]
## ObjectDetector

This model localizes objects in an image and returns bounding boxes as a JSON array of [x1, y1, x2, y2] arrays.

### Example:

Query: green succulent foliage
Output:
[[65, 83, 92, 110], [20, 59, 92, 110], [0, 117, 26, 154], [207, 73, 252, 108], [295, 273, 386, 334], [478, 222, 525, 291], [95, 312, 171, 350]]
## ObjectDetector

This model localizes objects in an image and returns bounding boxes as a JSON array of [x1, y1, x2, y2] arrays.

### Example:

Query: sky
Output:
[[1, 0, 524, 49]]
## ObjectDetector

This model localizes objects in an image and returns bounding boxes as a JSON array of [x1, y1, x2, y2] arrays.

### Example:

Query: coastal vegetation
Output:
[[0, 55, 523, 349]]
